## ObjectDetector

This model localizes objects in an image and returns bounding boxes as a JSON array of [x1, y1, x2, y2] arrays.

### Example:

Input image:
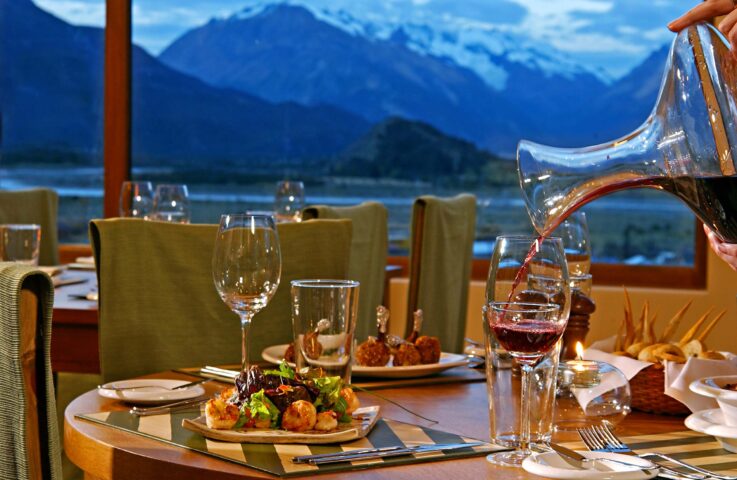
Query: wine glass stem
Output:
[[239, 312, 254, 373], [519, 363, 534, 453]]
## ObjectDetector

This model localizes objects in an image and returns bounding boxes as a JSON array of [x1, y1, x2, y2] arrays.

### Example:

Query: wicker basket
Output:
[[629, 365, 690, 416]]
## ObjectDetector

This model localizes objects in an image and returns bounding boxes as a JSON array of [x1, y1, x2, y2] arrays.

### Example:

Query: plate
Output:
[[690, 375, 737, 400], [261, 344, 469, 378], [522, 451, 657, 479], [97, 379, 207, 405], [685, 408, 737, 452], [182, 406, 380, 444]]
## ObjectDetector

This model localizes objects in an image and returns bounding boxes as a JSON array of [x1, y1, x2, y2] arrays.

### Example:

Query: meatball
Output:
[[393, 342, 421, 366], [415, 335, 441, 364], [340, 387, 360, 415], [281, 400, 317, 432], [355, 337, 390, 366]]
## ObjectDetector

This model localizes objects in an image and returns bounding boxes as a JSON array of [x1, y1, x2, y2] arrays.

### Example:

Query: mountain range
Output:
[[1, 0, 671, 177]]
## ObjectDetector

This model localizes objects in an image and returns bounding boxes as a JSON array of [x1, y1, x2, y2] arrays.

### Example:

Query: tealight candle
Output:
[[563, 342, 600, 387]]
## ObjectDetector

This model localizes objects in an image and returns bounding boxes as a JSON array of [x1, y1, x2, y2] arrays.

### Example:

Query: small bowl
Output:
[[717, 397, 737, 427], [690, 375, 737, 401]]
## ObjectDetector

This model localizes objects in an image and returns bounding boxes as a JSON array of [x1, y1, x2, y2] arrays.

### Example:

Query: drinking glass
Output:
[[152, 184, 190, 223], [291, 279, 360, 383], [555, 211, 591, 277], [212, 214, 281, 374], [274, 180, 305, 223], [0, 224, 41, 265], [485, 235, 570, 467], [119, 181, 153, 218]]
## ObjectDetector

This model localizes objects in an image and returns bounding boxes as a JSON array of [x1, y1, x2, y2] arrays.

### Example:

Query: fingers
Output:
[[704, 224, 737, 272], [719, 9, 737, 54], [669, 0, 736, 32]]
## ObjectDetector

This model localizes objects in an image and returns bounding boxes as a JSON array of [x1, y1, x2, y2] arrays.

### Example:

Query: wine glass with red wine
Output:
[[485, 235, 570, 467]]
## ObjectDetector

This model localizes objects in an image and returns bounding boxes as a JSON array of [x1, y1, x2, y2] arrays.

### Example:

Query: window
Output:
[[27, 1, 707, 287], [2, 0, 105, 243]]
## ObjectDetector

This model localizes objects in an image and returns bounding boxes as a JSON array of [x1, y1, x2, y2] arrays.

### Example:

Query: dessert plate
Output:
[[97, 379, 206, 405], [690, 375, 737, 400], [182, 406, 380, 444], [261, 344, 468, 378], [685, 408, 737, 452], [522, 450, 657, 479]]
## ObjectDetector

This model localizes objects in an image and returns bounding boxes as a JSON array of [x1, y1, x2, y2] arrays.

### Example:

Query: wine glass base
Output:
[[486, 450, 531, 467]]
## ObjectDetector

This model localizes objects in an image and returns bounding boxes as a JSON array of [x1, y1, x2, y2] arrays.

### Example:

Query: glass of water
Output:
[[274, 180, 305, 223], [0, 224, 41, 265], [152, 184, 190, 223], [119, 181, 154, 218]]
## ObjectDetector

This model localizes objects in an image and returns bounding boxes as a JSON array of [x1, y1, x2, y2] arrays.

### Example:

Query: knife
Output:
[[292, 442, 483, 465], [547, 443, 657, 475]]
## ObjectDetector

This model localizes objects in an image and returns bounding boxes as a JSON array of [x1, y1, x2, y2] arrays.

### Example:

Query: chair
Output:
[[89, 218, 352, 382], [302, 202, 388, 342], [0, 188, 59, 266], [406, 194, 476, 353], [0, 263, 63, 480]]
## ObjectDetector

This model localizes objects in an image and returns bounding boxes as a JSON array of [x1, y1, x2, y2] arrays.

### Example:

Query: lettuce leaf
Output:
[[263, 360, 295, 380], [312, 376, 343, 411], [248, 389, 280, 428]]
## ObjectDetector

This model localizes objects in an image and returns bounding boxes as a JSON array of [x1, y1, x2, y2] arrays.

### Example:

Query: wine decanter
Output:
[[518, 22, 737, 242]]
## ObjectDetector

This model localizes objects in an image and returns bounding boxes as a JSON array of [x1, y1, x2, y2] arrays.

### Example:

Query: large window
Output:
[[1, 0, 105, 243], [14, 1, 706, 285]]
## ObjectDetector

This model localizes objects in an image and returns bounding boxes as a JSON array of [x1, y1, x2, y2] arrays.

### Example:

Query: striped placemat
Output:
[[77, 408, 500, 477], [561, 430, 737, 475]]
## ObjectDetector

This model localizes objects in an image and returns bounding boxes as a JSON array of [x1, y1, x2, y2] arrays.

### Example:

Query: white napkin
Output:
[[586, 336, 737, 412]]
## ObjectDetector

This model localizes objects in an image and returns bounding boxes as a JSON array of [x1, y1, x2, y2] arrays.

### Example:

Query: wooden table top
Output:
[[52, 269, 100, 373], [64, 371, 688, 480]]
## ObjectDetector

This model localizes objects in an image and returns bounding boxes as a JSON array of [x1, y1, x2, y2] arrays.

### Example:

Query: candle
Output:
[[563, 342, 600, 387]]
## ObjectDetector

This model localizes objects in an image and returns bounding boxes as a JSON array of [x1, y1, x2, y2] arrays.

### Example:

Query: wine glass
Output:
[[212, 214, 281, 373], [485, 235, 570, 467], [152, 184, 190, 223], [555, 211, 591, 277], [274, 180, 305, 223], [119, 181, 153, 218]]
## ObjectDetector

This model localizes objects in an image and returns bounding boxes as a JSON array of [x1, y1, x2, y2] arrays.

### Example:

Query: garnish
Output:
[[263, 360, 296, 379], [247, 389, 281, 428]]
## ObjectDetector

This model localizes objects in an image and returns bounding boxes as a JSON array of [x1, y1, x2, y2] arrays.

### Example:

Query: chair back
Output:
[[406, 194, 476, 353], [90, 218, 351, 382], [0, 189, 59, 265], [0, 263, 62, 480], [303, 202, 388, 342]]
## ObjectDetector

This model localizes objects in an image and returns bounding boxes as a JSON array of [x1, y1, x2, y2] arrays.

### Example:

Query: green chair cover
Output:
[[406, 194, 476, 353], [0, 263, 62, 480], [0, 189, 59, 266], [90, 218, 351, 382], [303, 202, 388, 342]]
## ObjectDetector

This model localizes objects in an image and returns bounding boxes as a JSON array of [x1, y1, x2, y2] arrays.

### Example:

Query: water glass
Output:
[[152, 184, 190, 223], [291, 279, 359, 383], [0, 224, 41, 265], [556, 211, 591, 276], [274, 181, 305, 223], [119, 181, 153, 218]]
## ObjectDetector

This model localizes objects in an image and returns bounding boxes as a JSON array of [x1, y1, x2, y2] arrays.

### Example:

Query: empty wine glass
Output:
[[119, 181, 153, 219], [212, 214, 281, 373], [274, 180, 305, 223], [555, 211, 591, 277], [152, 184, 190, 223], [485, 235, 570, 467]]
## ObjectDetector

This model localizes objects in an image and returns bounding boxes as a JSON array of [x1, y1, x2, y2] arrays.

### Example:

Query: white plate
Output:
[[685, 408, 737, 452], [97, 379, 206, 405], [182, 406, 380, 444], [690, 375, 737, 400], [261, 344, 469, 378], [522, 451, 657, 480]]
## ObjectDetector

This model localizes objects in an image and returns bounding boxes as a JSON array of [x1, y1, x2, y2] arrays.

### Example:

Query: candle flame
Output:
[[575, 341, 584, 360]]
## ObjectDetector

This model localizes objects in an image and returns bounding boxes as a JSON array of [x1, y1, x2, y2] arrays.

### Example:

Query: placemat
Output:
[[174, 365, 485, 391], [562, 430, 737, 475], [77, 408, 500, 477]]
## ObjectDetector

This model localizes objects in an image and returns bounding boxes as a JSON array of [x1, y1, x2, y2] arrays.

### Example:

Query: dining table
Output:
[[64, 370, 696, 480]]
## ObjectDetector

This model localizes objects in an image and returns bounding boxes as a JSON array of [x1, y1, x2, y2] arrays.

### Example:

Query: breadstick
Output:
[[623, 287, 635, 348], [637, 303, 648, 344], [648, 309, 658, 345], [659, 299, 692, 342], [678, 307, 714, 345], [696, 309, 726, 343]]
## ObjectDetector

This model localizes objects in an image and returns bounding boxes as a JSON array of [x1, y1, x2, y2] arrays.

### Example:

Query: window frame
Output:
[[73, 0, 707, 290]]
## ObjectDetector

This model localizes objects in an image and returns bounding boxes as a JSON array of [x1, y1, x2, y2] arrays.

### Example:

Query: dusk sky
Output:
[[34, 0, 692, 78]]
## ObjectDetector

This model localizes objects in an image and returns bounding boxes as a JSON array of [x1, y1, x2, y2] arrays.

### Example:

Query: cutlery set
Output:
[[291, 442, 483, 465]]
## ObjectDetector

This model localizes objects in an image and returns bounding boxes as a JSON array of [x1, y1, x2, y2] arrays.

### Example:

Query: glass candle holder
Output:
[[554, 360, 631, 431]]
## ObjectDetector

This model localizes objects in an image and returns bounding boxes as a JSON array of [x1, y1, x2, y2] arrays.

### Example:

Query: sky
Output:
[[33, 0, 691, 79]]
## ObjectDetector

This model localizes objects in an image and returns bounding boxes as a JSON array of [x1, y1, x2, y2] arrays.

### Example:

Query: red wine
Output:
[[506, 237, 542, 303], [491, 321, 564, 355]]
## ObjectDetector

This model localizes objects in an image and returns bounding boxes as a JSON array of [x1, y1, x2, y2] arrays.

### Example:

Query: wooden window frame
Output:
[[66, 0, 708, 290]]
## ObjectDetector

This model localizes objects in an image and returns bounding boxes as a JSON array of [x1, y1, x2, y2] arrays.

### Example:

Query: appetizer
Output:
[[204, 362, 360, 433], [355, 306, 392, 366]]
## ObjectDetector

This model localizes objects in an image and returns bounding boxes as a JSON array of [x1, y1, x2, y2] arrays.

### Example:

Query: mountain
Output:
[[333, 117, 514, 184], [0, 0, 369, 165], [159, 4, 611, 154]]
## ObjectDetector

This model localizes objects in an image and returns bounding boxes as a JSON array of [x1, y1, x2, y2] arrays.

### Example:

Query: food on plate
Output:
[[355, 306, 392, 366], [204, 362, 359, 433], [724, 383, 737, 391], [392, 342, 421, 366], [410, 310, 441, 364], [284, 343, 296, 363], [610, 290, 727, 366]]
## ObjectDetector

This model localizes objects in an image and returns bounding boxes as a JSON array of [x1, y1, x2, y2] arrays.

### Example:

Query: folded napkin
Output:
[[587, 336, 737, 412]]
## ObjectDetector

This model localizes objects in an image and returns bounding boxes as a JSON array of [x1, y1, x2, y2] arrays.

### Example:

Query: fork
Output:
[[579, 425, 737, 480]]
